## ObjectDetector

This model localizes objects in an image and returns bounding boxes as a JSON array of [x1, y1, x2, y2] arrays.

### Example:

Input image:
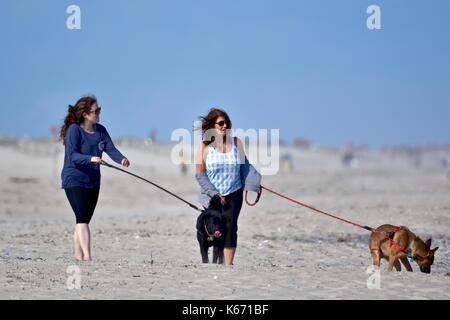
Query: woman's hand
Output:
[[216, 193, 227, 206], [121, 158, 130, 167], [90, 156, 102, 164]]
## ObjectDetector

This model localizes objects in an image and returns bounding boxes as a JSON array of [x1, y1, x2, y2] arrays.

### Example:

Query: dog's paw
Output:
[[365, 265, 380, 274]]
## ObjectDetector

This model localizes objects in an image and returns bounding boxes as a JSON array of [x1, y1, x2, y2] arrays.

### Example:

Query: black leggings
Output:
[[207, 188, 243, 248], [64, 187, 99, 224]]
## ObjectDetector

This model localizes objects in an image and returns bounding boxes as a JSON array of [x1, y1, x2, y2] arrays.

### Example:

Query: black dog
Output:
[[196, 210, 225, 264]]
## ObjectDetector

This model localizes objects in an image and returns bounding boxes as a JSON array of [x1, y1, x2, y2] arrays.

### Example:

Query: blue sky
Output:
[[1, 0, 449, 147]]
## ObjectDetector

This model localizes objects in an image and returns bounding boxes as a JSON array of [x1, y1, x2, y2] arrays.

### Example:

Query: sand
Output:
[[1, 138, 449, 299]]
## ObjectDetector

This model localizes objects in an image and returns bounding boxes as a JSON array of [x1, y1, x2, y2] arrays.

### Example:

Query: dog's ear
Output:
[[196, 211, 205, 230], [425, 239, 432, 248], [431, 247, 439, 253]]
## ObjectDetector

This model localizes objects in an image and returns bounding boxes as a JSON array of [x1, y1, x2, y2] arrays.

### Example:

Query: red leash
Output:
[[245, 185, 408, 253]]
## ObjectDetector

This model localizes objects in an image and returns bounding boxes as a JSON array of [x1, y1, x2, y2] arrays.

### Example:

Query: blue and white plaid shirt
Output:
[[205, 143, 242, 196]]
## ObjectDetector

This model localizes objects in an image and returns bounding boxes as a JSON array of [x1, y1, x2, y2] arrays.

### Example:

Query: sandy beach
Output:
[[1, 138, 449, 299]]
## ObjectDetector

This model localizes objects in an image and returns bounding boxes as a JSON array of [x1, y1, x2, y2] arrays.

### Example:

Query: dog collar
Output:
[[407, 240, 415, 262], [204, 222, 214, 241], [407, 248, 413, 261]]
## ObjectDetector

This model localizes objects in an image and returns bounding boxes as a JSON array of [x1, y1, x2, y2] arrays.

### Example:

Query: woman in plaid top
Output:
[[196, 108, 247, 266]]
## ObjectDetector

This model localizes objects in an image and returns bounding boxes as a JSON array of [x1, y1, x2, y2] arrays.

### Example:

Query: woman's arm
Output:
[[195, 143, 225, 204], [102, 127, 129, 167], [236, 137, 262, 193]]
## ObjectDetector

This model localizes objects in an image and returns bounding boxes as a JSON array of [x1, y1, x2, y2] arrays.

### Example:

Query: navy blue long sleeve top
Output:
[[61, 123, 126, 190]]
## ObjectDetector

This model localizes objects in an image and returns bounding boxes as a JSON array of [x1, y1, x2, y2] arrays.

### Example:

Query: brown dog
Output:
[[369, 224, 438, 273]]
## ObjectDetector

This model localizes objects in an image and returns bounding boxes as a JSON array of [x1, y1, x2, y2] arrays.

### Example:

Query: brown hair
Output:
[[197, 108, 232, 146], [60, 95, 98, 144]]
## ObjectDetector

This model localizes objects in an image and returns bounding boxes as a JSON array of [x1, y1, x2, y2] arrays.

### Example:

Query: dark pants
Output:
[[207, 188, 243, 248], [64, 187, 99, 224]]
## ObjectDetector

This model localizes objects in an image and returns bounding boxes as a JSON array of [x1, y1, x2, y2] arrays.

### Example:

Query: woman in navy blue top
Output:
[[60, 95, 129, 261]]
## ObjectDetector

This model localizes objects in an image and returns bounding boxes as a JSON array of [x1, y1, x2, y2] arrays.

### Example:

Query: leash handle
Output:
[[245, 186, 262, 206]]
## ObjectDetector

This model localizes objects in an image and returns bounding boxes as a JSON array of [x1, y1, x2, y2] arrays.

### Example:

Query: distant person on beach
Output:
[[60, 95, 130, 261], [195, 108, 261, 266]]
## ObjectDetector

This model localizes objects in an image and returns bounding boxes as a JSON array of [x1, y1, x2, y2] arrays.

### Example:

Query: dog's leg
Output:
[[218, 246, 224, 264], [370, 249, 381, 269], [387, 254, 396, 272], [213, 246, 218, 264], [213, 246, 224, 264], [200, 243, 209, 263], [387, 253, 402, 272], [212, 246, 224, 264], [393, 259, 401, 272], [400, 256, 413, 272]]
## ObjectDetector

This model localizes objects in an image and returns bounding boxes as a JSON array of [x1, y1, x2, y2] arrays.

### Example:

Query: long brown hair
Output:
[[60, 95, 98, 145], [197, 108, 232, 146]]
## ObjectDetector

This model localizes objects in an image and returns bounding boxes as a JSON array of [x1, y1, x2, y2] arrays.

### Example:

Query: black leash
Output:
[[100, 160, 203, 212]]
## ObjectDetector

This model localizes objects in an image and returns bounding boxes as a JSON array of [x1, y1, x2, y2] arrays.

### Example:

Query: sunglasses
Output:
[[215, 120, 227, 127], [88, 107, 101, 115]]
